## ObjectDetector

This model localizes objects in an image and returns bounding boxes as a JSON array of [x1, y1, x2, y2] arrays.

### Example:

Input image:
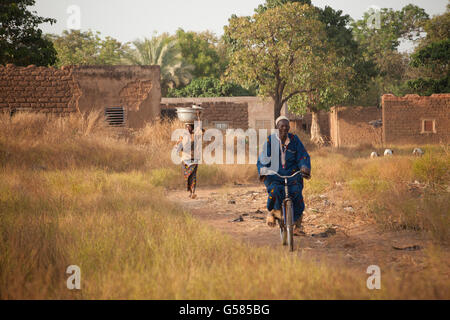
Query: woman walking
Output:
[[176, 110, 203, 199]]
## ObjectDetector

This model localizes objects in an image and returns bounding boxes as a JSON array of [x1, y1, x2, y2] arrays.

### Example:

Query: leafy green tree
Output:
[[167, 77, 254, 97], [175, 29, 226, 79], [122, 34, 194, 96], [352, 5, 430, 103], [255, 0, 311, 13], [225, 3, 352, 144], [317, 6, 377, 105], [407, 7, 450, 95], [419, 3, 450, 46], [48, 30, 126, 67], [353, 5, 429, 53], [253, 0, 377, 105], [0, 0, 57, 66], [411, 40, 449, 74]]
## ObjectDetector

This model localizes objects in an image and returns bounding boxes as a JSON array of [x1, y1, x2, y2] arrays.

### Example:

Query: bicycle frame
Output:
[[263, 169, 304, 251], [264, 170, 303, 207], [281, 177, 292, 226]]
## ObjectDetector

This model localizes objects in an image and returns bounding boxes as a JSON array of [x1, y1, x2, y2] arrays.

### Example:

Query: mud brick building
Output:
[[161, 97, 278, 130], [0, 64, 161, 128], [283, 109, 331, 141], [1, 63, 448, 146], [0, 64, 81, 115], [284, 94, 449, 147], [382, 94, 450, 145], [329, 106, 382, 147], [162, 95, 449, 147]]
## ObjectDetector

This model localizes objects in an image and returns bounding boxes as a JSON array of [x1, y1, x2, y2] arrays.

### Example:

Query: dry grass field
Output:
[[0, 113, 449, 299]]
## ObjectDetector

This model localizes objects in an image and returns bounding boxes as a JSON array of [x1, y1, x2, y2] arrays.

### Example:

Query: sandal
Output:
[[266, 213, 276, 228], [266, 210, 282, 228], [272, 210, 282, 220], [293, 217, 306, 236], [293, 226, 306, 236]]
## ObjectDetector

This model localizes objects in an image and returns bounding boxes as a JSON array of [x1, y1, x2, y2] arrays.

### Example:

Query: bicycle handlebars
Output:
[[261, 169, 305, 179]]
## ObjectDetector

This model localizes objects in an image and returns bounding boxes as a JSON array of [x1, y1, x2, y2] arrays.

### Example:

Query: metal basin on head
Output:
[[176, 105, 203, 123]]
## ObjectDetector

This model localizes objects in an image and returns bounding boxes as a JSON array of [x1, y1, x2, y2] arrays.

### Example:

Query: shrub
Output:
[[166, 77, 255, 97], [348, 177, 389, 197], [413, 154, 450, 187], [149, 167, 182, 188], [304, 177, 328, 195], [370, 191, 450, 243]]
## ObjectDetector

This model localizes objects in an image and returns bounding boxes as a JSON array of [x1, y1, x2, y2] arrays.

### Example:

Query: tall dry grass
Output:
[[306, 144, 450, 243], [0, 112, 149, 172], [134, 119, 259, 186], [0, 113, 449, 299], [1, 167, 448, 299]]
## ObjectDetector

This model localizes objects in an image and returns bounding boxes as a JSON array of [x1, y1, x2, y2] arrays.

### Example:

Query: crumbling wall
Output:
[[0, 64, 161, 128], [382, 94, 450, 145], [73, 65, 161, 128], [161, 97, 250, 130], [330, 106, 382, 147], [292, 111, 330, 139], [119, 80, 153, 111], [0, 64, 81, 115]]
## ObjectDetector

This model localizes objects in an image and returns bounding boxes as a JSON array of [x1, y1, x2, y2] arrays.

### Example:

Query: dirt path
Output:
[[166, 184, 445, 274]]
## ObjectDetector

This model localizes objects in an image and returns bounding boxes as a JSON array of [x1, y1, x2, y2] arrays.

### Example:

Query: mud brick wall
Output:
[[0, 64, 81, 115], [161, 99, 249, 130], [291, 111, 330, 139], [330, 106, 382, 147], [202, 101, 248, 130], [162, 97, 276, 130], [382, 94, 450, 145], [0, 64, 161, 128], [73, 65, 161, 128]]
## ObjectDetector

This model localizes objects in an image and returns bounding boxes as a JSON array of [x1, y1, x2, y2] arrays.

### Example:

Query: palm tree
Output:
[[123, 35, 194, 95]]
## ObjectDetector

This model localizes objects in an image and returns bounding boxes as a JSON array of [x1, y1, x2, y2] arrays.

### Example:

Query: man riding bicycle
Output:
[[257, 116, 311, 236]]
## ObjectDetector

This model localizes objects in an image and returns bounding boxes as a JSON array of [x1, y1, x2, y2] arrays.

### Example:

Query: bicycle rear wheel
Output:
[[285, 200, 294, 252]]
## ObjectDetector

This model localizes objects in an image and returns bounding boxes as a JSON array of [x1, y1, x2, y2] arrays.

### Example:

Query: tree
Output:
[[407, 7, 450, 95], [122, 34, 194, 96], [175, 29, 226, 79], [317, 6, 377, 105], [253, 0, 377, 105], [419, 3, 450, 46], [353, 5, 429, 53], [48, 30, 126, 67], [225, 3, 352, 145], [255, 0, 311, 13], [167, 77, 254, 97], [0, 0, 57, 66], [351, 5, 430, 103]]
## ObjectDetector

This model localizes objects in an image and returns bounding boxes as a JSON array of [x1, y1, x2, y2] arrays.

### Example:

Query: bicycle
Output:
[[261, 169, 306, 252]]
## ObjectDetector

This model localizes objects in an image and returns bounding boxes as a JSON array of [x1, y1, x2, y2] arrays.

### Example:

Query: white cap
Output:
[[275, 116, 290, 126]]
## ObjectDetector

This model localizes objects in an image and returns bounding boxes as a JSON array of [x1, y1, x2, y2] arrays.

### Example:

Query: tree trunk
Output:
[[310, 110, 325, 146], [273, 99, 283, 122]]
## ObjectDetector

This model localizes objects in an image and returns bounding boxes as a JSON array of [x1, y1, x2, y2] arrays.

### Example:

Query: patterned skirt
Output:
[[183, 163, 198, 193]]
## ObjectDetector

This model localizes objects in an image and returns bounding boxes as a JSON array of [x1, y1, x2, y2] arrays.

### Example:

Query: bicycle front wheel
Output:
[[279, 220, 287, 246], [285, 200, 294, 252]]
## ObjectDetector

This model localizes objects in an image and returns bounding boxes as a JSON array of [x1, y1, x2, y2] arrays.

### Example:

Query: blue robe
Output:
[[257, 133, 311, 222]]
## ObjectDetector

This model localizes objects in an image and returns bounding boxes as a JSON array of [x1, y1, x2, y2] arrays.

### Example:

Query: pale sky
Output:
[[32, 0, 448, 44]]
